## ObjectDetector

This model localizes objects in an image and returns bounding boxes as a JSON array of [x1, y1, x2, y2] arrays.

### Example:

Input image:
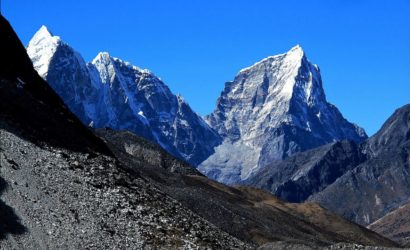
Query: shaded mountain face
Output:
[[199, 45, 367, 184], [309, 104, 410, 225], [244, 104, 410, 230], [244, 140, 367, 203], [26, 26, 221, 166]]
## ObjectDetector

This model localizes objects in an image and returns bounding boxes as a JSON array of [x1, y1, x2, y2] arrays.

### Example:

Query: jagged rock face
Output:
[[27, 26, 98, 125], [199, 45, 367, 184], [309, 104, 410, 226], [26, 26, 221, 166]]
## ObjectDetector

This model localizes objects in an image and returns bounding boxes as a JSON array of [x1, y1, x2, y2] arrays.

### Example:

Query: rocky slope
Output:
[[98, 129, 397, 248], [368, 201, 410, 247], [26, 26, 221, 166], [258, 242, 401, 250], [0, 129, 248, 249], [199, 45, 367, 184]]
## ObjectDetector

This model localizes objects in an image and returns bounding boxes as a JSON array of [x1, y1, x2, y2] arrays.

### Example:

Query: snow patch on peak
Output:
[[238, 56, 279, 74], [33, 25, 55, 40], [285, 44, 305, 62], [92, 52, 112, 64], [113, 57, 149, 74], [92, 53, 149, 74], [238, 45, 304, 75], [27, 25, 62, 77], [91, 52, 118, 85], [288, 44, 303, 53]]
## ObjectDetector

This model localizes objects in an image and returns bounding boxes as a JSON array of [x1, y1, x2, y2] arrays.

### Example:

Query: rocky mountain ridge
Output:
[[26, 26, 221, 166]]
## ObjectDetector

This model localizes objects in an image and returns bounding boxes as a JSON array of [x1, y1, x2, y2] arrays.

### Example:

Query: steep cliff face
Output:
[[199, 45, 367, 184], [26, 26, 221, 166]]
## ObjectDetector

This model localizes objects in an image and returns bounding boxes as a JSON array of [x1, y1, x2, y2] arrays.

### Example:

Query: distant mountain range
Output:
[[26, 26, 221, 166], [27, 27, 366, 177], [0, 15, 398, 249], [23, 22, 410, 247]]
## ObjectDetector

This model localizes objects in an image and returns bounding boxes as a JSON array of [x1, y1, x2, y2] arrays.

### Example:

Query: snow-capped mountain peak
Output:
[[284, 44, 305, 64], [26, 26, 62, 76], [92, 51, 111, 63], [91, 52, 149, 80], [32, 25, 55, 40], [239, 44, 304, 73], [27, 26, 222, 166], [90, 52, 117, 86], [199, 45, 367, 184], [288, 44, 304, 54]]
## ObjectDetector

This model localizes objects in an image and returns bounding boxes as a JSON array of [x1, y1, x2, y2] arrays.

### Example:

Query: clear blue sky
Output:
[[3, 0, 409, 135]]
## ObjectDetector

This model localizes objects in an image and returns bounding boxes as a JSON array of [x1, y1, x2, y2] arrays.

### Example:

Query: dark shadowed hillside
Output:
[[98, 129, 397, 248]]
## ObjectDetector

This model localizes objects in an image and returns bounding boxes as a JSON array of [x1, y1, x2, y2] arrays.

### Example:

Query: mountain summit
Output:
[[199, 45, 367, 184], [26, 26, 221, 166]]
